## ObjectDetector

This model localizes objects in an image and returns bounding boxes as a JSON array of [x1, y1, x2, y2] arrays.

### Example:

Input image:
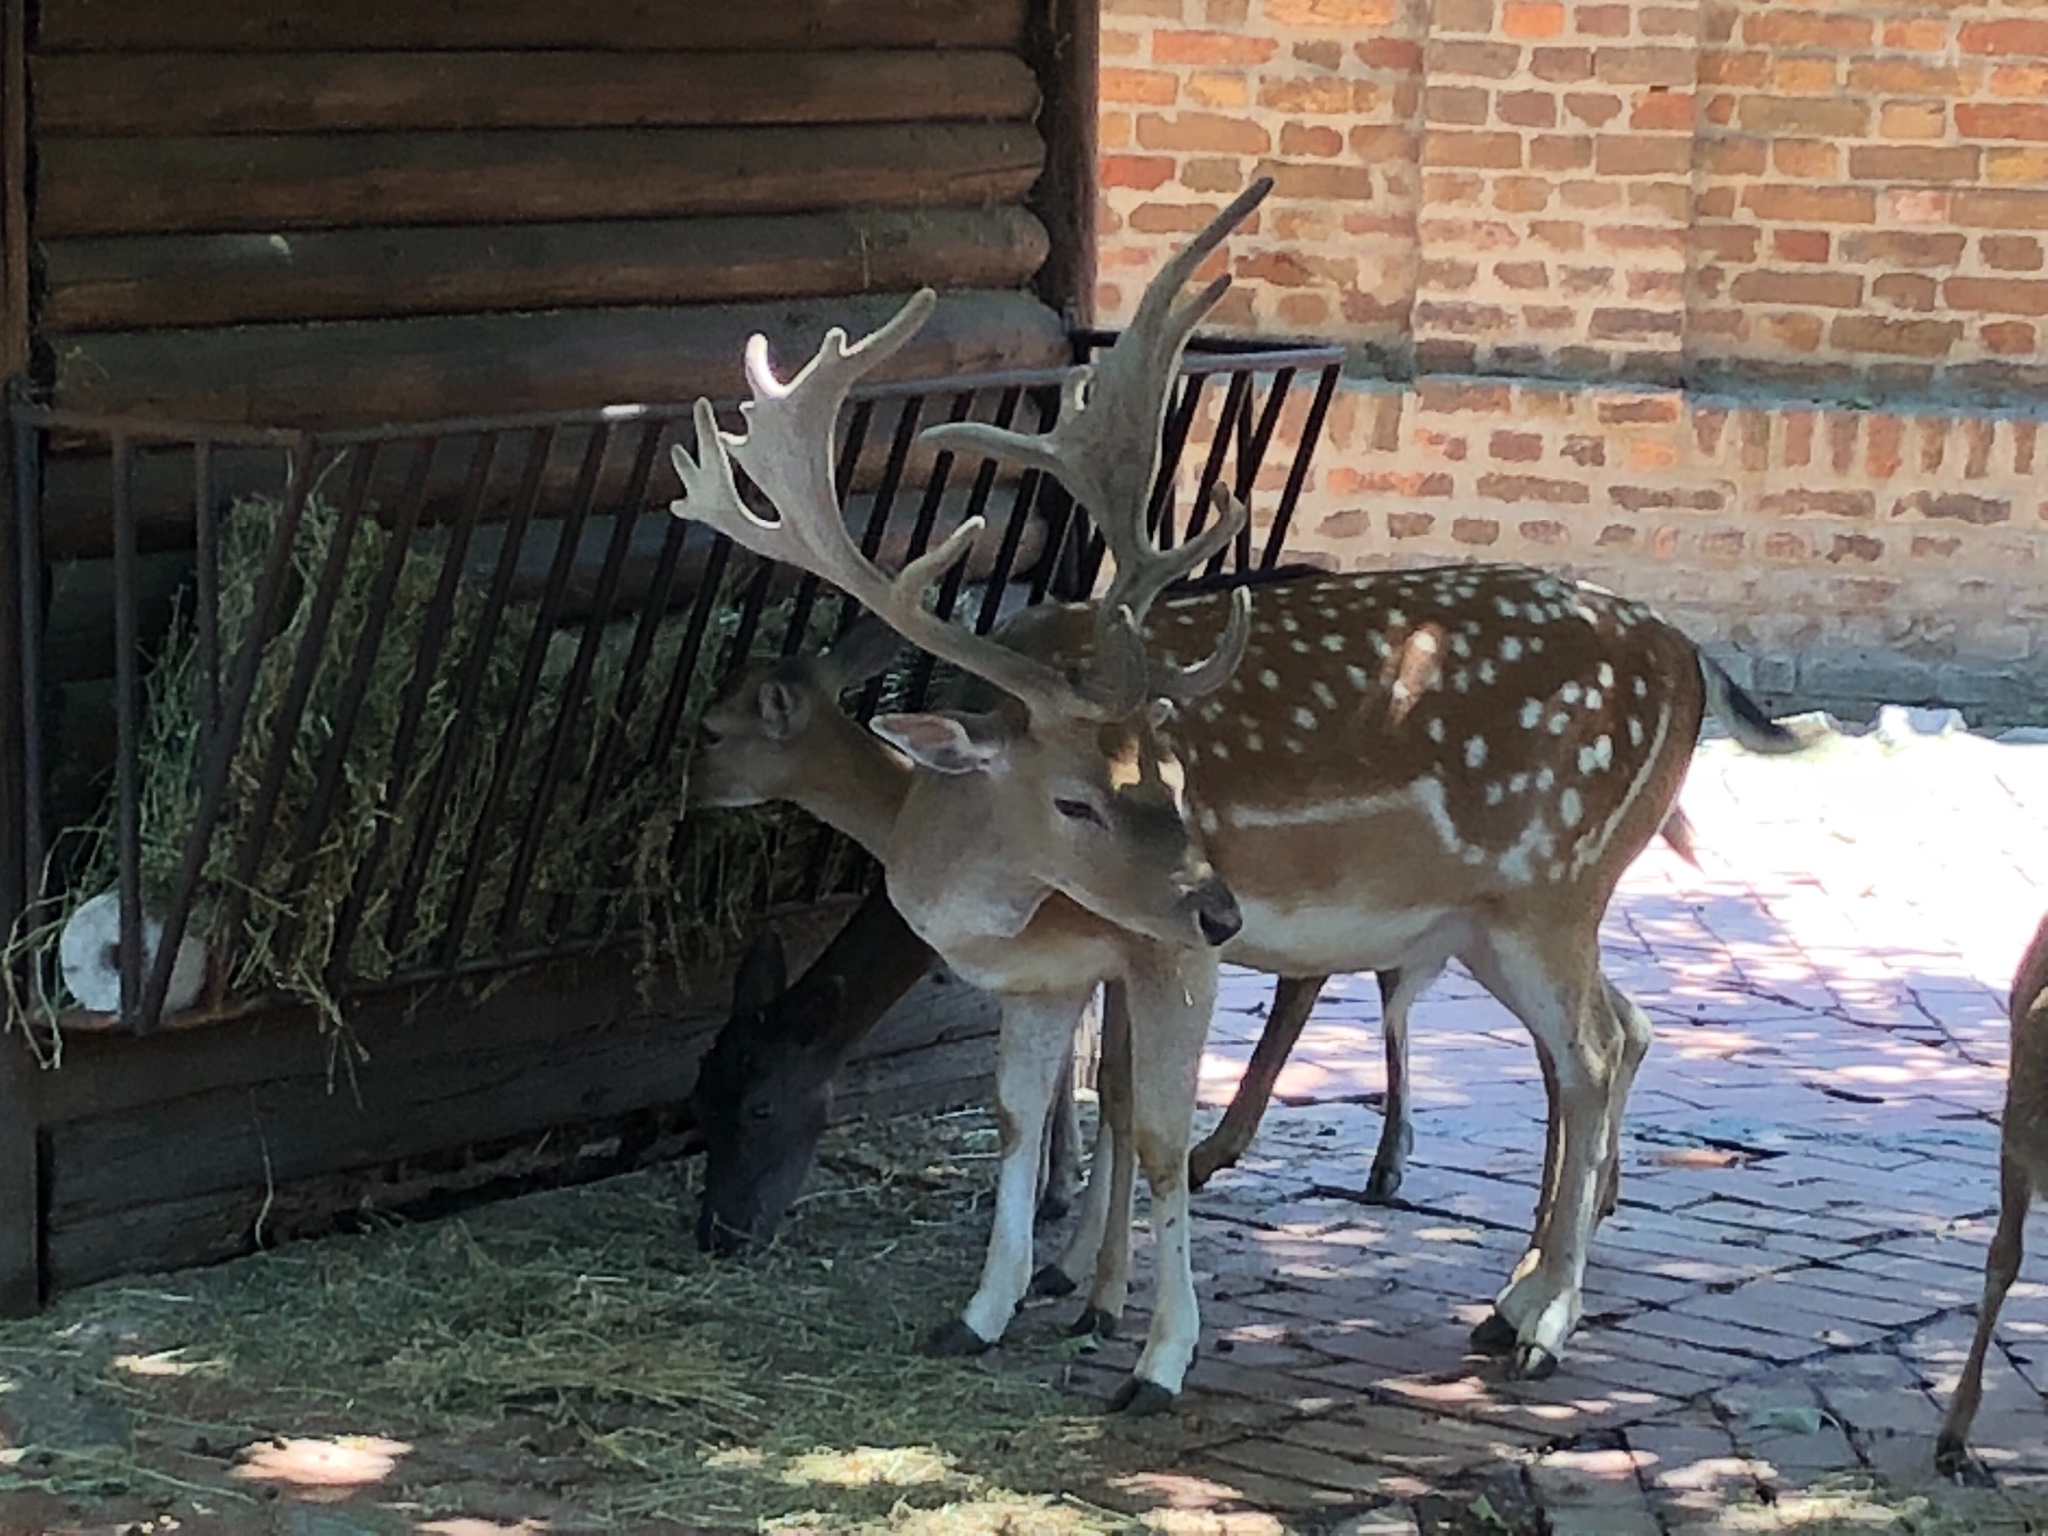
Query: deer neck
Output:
[[793, 710, 912, 857]]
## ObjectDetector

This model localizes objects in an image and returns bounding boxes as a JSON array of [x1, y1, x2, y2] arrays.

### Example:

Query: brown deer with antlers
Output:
[[1936, 911, 2048, 1476], [674, 180, 1805, 1397]]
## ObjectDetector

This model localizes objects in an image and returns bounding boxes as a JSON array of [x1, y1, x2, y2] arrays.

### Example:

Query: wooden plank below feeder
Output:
[[41, 207, 1052, 332], [33, 0, 1029, 53], [50, 289, 1070, 427], [36, 123, 1045, 238], [33, 50, 1039, 136]]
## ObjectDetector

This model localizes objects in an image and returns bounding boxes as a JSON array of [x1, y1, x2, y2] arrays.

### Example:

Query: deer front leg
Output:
[[1937, 1153, 2034, 1477], [1469, 928, 1622, 1379], [1105, 951, 1218, 1413], [1034, 983, 1132, 1314], [926, 987, 1093, 1356], [1038, 1029, 1084, 1224], [1189, 974, 1325, 1190]]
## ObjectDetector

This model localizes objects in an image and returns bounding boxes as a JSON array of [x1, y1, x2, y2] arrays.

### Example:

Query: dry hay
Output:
[[0, 1108, 1144, 1533], [8, 490, 859, 1045]]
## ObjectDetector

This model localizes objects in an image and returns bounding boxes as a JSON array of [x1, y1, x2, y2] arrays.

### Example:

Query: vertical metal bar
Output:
[[8, 406, 44, 925], [376, 430, 522, 963], [1261, 362, 1342, 570], [1204, 366, 1294, 580], [839, 394, 923, 643], [110, 438, 144, 1027], [441, 423, 611, 963], [644, 536, 733, 769], [904, 387, 1024, 707], [149, 435, 321, 1026], [191, 440, 221, 739], [1183, 370, 1251, 550], [212, 445, 375, 978], [1144, 371, 1207, 552]]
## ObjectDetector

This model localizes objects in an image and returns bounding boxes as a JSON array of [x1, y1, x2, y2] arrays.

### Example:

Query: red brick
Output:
[[1387, 511, 1437, 538], [1265, 162, 1378, 200], [1632, 90, 1693, 132], [1956, 103, 2048, 141], [1744, 13, 1871, 49], [1452, 516, 1502, 544], [1772, 229, 1830, 264], [1893, 490, 2012, 525], [1264, 0, 1398, 23], [1960, 19, 2048, 59], [1848, 59, 1968, 96], [1884, 17, 1949, 52], [1519, 518, 1570, 544], [1432, 39, 1523, 78], [1826, 315, 1965, 357], [1494, 260, 1550, 289], [1423, 129, 1525, 168], [1185, 70, 1250, 109], [1946, 276, 2048, 316], [1596, 134, 1691, 175], [1773, 139, 1839, 179], [1102, 153, 1176, 191], [1577, 4, 1630, 37], [1848, 145, 1983, 183], [1101, 67, 1180, 105], [1838, 231, 1967, 267], [1954, 189, 2048, 229], [1911, 534, 1962, 558], [1498, 89, 1558, 127], [1418, 379, 1513, 413], [1152, 28, 1279, 65], [1828, 533, 1883, 564], [1983, 320, 2039, 354], [1738, 97, 1871, 138], [1259, 77, 1356, 113], [1279, 122, 1344, 156], [1596, 522, 1635, 546], [1477, 472, 1591, 503], [1531, 133, 1595, 170], [1136, 112, 1271, 154], [1355, 37, 1423, 72], [1503, 0, 1565, 39], [1531, 46, 1595, 82], [1596, 45, 1693, 86], [1490, 429, 1545, 461], [1762, 531, 1807, 561], [1872, 273, 1938, 313], [1742, 185, 1877, 224], [1426, 84, 1491, 124]]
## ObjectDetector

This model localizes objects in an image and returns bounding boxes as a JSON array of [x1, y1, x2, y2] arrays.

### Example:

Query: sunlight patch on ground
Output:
[[779, 1444, 958, 1489], [232, 1434, 410, 1495], [113, 1348, 220, 1379]]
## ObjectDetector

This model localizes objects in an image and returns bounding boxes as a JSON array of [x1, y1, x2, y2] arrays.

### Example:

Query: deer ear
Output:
[[756, 678, 804, 741], [870, 710, 1012, 775], [822, 615, 905, 691], [731, 931, 788, 1015]]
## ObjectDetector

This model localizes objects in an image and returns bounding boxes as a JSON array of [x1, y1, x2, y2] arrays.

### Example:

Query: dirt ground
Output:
[[0, 721, 2044, 1535]]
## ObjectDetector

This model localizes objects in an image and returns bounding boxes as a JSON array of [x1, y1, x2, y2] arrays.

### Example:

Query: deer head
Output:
[[670, 181, 1275, 953]]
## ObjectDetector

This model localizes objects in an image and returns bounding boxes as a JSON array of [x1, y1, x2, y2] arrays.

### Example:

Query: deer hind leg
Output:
[[1599, 979, 1653, 1220], [1105, 953, 1219, 1414], [1189, 974, 1326, 1190], [1037, 1018, 1085, 1224], [1937, 1153, 2034, 1477], [926, 987, 1093, 1355], [1369, 962, 1444, 1204], [1036, 985, 1139, 1337], [1467, 925, 1623, 1380]]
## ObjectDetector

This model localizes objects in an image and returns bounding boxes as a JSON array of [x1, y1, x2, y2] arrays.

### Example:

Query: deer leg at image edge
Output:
[[1187, 974, 1326, 1191], [926, 987, 1096, 1354], [1936, 1152, 2032, 1476]]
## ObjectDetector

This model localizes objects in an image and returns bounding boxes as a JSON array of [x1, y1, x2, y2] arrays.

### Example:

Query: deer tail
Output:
[[1700, 655, 1814, 756]]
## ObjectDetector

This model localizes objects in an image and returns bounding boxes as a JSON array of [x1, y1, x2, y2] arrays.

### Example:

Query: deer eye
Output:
[[747, 1101, 775, 1122], [1054, 796, 1107, 826]]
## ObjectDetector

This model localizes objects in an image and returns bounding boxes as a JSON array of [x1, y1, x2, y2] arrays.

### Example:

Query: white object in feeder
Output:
[[59, 890, 208, 1015]]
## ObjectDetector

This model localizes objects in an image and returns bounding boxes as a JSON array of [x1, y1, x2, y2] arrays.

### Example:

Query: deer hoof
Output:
[[1069, 1305, 1120, 1339], [1107, 1377, 1177, 1416], [1187, 1144, 1225, 1191], [1509, 1342, 1561, 1381], [1030, 1263, 1078, 1298], [1470, 1311, 1519, 1355], [1936, 1434, 1988, 1484], [920, 1319, 994, 1358], [1364, 1163, 1403, 1204]]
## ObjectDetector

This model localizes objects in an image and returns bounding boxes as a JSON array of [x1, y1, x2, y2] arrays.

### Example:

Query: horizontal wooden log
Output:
[[52, 289, 1069, 428], [36, 0, 1029, 53], [38, 122, 1046, 238], [44, 938, 987, 1225], [33, 49, 1039, 137], [41, 207, 1052, 332]]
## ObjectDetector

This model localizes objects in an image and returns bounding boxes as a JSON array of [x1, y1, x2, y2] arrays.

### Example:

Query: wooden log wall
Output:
[[26, 0, 1071, 431]]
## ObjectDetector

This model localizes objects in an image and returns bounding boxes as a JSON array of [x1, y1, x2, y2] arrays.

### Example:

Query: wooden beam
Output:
[[1, 0, 27, 379], [1026, 0, 1101, 329], [39, 123, 1046, 239], [33, 49, 1039, 136], [35, 0, 1030, 52], [42, 207, 1052, 332], [51, 289, 1069, 428]]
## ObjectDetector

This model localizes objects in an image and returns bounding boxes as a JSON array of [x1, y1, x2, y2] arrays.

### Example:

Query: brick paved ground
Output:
[[1015, 718, 2048, 1533]]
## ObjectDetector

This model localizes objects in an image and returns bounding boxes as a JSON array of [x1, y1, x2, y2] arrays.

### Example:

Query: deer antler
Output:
[[920, 177, 1273, 709], [669, 291, 1111, 725]]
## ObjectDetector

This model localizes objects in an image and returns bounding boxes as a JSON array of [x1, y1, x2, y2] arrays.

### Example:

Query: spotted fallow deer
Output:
[[1936, 911, 2048, 1477], [671, 185, 1274, 1412], [675, 179, 1807, 1391]]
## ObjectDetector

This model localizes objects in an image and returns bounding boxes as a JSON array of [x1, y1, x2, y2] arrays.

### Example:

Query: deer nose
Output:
[[1188, 879, 1242, 948]]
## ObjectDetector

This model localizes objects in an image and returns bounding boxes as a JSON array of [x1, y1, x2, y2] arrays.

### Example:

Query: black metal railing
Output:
[[0, 335, 1345, 1036]]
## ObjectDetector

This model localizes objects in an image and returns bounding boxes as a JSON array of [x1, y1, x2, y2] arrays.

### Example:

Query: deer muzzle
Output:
[[1185, 873, 1243, 948]]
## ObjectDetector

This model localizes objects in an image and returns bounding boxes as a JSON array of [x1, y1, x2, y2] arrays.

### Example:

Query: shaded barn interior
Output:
[[0, 0, 1111, 1311]]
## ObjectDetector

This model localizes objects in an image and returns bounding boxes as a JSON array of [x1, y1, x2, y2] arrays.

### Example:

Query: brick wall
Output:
[[1101, 0, 2048, 722]]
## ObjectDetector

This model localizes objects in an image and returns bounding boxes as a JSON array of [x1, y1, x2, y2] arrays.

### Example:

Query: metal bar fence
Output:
[[1, 336, 1345, 1035]]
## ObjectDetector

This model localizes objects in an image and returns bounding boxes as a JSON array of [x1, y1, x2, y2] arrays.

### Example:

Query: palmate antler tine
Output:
[[669, 290, 1096, 724]]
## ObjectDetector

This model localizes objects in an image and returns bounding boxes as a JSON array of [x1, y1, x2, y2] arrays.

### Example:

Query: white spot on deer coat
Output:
[[1559, 787, 1583, 827], [1427, 717, 1446, 743], [1465, 736, 1488, 769], [1500, 636, 1523, 662], [1520, 698, 1543, 729], [1561, 681, 1582, 704], [1259, 668, 1280, 690], [1292, 707, 1318, 732]]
